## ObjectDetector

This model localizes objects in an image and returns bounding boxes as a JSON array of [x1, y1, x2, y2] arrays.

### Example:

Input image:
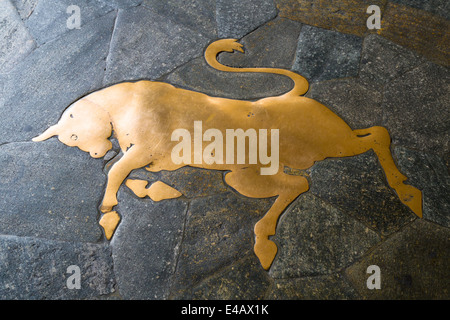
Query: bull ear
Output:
[[32, 125, 59, 142]]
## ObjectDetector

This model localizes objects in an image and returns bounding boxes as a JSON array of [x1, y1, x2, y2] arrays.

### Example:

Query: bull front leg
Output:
[[100, 145, 152, 212]]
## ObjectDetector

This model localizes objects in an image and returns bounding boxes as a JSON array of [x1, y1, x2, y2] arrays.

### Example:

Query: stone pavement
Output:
[[0, 0, 448, 300]]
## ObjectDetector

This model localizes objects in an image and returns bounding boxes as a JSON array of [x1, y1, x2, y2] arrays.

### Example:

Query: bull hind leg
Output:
[[350, 126, 422, 218], [225, 168, 309, 270]]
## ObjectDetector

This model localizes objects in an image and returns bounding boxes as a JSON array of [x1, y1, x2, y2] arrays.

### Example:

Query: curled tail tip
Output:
[[208, 38, 245, 54]]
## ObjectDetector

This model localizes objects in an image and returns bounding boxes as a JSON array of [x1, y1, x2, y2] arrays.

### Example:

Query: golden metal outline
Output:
[[33, 39, 422, 270]]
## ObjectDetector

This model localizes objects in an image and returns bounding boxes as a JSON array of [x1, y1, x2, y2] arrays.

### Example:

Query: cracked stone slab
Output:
[[111, 187, 188, 299], [216, 0, 278, 39], [394, 147, 450, 228], [270, 193, 380, 278], [169, 192, 273, 297], [379, 2, 450, 67], [345, 219, 450, 299], [0, 235, 115, 299], [359, 34, 426, 91], [275, 0, 387, 37], [24, 0, 115, 45], [307, 151, 417, 236], [292, 25, 362, 82], [0, 11, 115, 145], [306, 78, 384, 128], [175, 256, 271, 299], [103, 6, 211, 86], [99, 0, 144, 9], [0, 0, 36, 74], [143, 0, 217, 38], [382, 62, 450, 157], [11, 0, 38, 20], [268, 273, 360, 299], [0, 140, 105, 242]]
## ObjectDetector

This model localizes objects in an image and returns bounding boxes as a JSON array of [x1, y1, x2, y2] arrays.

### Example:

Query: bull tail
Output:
[[204, 39, 309, 96]]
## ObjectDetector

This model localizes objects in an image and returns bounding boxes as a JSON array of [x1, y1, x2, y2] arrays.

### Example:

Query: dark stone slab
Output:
[[176, 256, 271, 299], [111, 187, 188, 299], [216, 0, 278, 39], [0, 11, 115, 145], [165, 17, 302, 99], [270, 193, 380, 278], [275, 0, 387, 37], [218, 17, 302, 69], [389, 0, 450, 20], [292, 25, 362, 82], [143, 0, 217, 38], [160, 167, 229, 199], [0, 0, 35, 73], [306, 78, 383, 129], [382, 62, 449, 157], [307, 151, 417, 236], [394, 147, 450, 228], [268, 273, 360, 299], [24, 0, 114, 45], [0, 235, 115, 299], [0, 140, 105, 242], [103, 6, 211, 85], [345, 219, 450, 299], [359, 34, 425, 91], [165, 56, 294, 100], [99, 0, 143, 9], [169, 192, 274, 296], [379, 2, 450, 67]]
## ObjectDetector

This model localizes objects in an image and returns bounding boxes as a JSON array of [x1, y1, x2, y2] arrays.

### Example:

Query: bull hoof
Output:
[[398, 184, 423, 218], [254, 236, 278, 270]]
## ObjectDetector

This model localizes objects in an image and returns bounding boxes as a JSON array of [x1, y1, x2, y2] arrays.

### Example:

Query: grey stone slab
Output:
[[176, 256, 271, 299], [394, 147, 450, 228], [389, 0, 450, 20], [0, 0, 36, 74], [382, 62, 450, 157], [169, 192, 273, 296], [0, 235, 115, 299], [359, 34, 426, 91], [218, 17, 302, 69], [164, 56, 294, 100], [142, 0, 217, 38], [268, 273, 360, 299], [216, 0, 278, 39], [10, 0, 37, 20], [0, 140, 105, 242], [99, 0, 143, 9], [270, 193, 380, 278], [160, 167, 229, 199], [292, 25, 362, 82], [0, 11, 115, 145], [24, 0, 114, 45], [307, 151, 417, 236], [345, 219, 450, 299], [306, 78, 384, 129], [103, 6, 211, 86], [111, 187, 188, 299]]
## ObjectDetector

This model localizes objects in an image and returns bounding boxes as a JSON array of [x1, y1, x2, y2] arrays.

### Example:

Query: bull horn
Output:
[[32, 125, 59, 142]]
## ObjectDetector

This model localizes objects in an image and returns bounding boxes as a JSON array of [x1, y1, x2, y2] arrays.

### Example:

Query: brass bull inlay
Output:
[[33, 39, 422, 270]]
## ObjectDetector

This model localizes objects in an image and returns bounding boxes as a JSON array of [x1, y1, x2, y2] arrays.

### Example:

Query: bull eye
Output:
[[71, 134, 78, 141]]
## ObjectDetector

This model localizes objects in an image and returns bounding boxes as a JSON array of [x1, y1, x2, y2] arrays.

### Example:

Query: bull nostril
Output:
[[71, 134, 78, 141]]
